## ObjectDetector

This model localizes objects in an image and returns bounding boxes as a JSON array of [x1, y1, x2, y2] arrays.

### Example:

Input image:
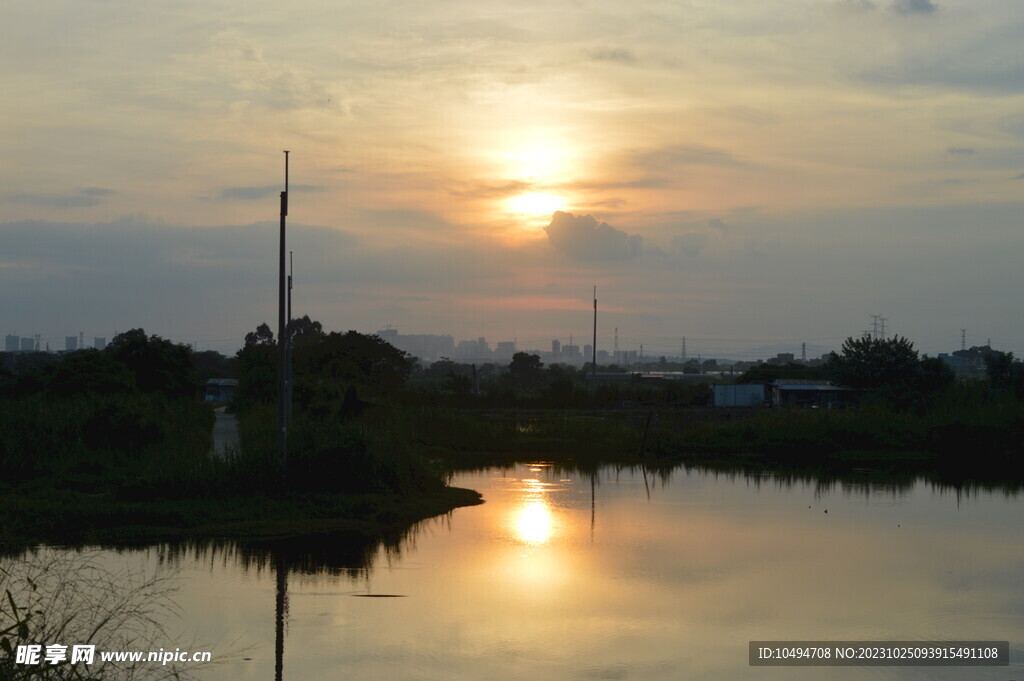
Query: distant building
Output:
[[561, 344, 582, 365], [204, 378, 239, 402], [65, 336, 78, 352], [713, 383, 767, 407], [939, 345, 993, 378], [20, 337, 34, 352], [94, 337, 107, 351], [5, 335, 18, 353], [494, 341, 516, 362], [766, 352, 796, 366], [454, 338, 492, 362], [769, 379, 858, 408], [374, 328, 455, 362]]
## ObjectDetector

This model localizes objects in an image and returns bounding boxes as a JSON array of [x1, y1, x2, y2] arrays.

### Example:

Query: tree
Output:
[[48, 349, 136, 397], [984, 350, 1024, 398], [826, 335, 920, 389], [295, 330, 414, 406], [236, 323, 278, 407], [106, 329, 197, 398], [826, 335, 953, 407], [244, 322, 275, 347], [286, 314, 324, 348], [508, 352, 544, 385]]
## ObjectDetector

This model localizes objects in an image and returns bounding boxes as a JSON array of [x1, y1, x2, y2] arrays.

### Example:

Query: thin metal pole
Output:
[[592, 286, 597, 387], [287, 251, 293, 427], [278, 151, 289, 471]]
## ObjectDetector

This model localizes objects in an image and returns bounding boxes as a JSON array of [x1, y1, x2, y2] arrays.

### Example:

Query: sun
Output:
[[506, 192, 566, 217]]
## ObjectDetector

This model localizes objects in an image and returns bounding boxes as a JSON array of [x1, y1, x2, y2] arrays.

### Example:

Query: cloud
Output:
[[1012, 172, 1024, 180], [838, 0, 877, 11], [544, 211, 643, 262], [892, 0, 937, 14], [709, 218, 730, 234], [8, 188, 116, 209], [588, 48, 637, 65], [671, 232, 710, 257], [946, 147, 975, 156], [449, 180, 532, 200], [632, 145, 746, 172], [218, 184, 325, 200]]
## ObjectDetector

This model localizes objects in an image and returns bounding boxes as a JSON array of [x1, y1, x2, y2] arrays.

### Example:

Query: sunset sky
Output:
[[4, 0, 1024, 358]]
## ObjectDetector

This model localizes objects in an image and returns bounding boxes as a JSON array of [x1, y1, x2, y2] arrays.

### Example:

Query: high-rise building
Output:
[[65, 336, 78, 351], [5, 335, 19, 353], [94, 337, 107, 351], [20, 337, 35, 352]]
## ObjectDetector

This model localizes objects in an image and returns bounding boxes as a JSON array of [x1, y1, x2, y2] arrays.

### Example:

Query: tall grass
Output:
[[0, 394, 213, 491], [228, 405, 446, 496]]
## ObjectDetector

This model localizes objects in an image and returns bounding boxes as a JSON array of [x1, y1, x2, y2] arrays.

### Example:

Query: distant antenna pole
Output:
[[961, 329, 966, 351], [278, 150, 290, 472], [591, 286, 597, 385]]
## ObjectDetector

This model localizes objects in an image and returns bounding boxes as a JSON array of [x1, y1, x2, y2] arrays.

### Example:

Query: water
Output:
[[16, 463, 1024, 680]]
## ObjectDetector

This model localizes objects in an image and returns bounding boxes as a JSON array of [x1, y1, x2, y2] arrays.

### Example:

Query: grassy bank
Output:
[[401, 394, 1024, 481], [0, 484, 481, 550], [0, 396, 481, 550]]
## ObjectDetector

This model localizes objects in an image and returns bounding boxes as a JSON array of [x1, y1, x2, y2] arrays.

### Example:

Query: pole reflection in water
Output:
[[274, 552, 288, 681]]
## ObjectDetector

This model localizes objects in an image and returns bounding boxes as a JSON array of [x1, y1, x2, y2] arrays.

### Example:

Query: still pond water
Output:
[[59, 464, 1024, 679]]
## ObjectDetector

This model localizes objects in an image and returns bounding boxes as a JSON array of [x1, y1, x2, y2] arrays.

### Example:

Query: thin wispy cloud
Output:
[[218, 185, 325, 200], [9, 188, 115, 209]]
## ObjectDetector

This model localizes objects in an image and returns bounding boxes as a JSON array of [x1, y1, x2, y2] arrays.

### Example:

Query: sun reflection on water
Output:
[[513, 500, 554, 545], [509, 467, 559, 546]]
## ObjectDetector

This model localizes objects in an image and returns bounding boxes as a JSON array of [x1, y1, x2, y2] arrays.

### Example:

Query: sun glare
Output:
[[506, 192, 565, 217]]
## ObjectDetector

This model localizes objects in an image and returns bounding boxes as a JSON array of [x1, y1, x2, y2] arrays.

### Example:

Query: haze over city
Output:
[[4, 0, 1024, 358]]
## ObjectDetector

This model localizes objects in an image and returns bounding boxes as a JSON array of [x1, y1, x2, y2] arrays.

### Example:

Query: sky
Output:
[[3, 0, 1024, 359]]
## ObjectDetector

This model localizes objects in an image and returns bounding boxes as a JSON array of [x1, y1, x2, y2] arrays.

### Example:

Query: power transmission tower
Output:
[[613, 327, 619, 365], [961, 329, 966, 351], [879, 317, 887, 340], [681, 336, 687, 362]]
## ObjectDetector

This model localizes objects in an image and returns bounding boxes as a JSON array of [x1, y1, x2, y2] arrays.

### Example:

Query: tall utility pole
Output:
[[879, 317, 887, 340], [614, 327, 619, 365], [591, 286, 597, 385], [278, 151, 290, 472], [871, 314, 881, 340], [681, 336, 687, 362], [961, 329, 967, 351], [287, 251, 294, 428]]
